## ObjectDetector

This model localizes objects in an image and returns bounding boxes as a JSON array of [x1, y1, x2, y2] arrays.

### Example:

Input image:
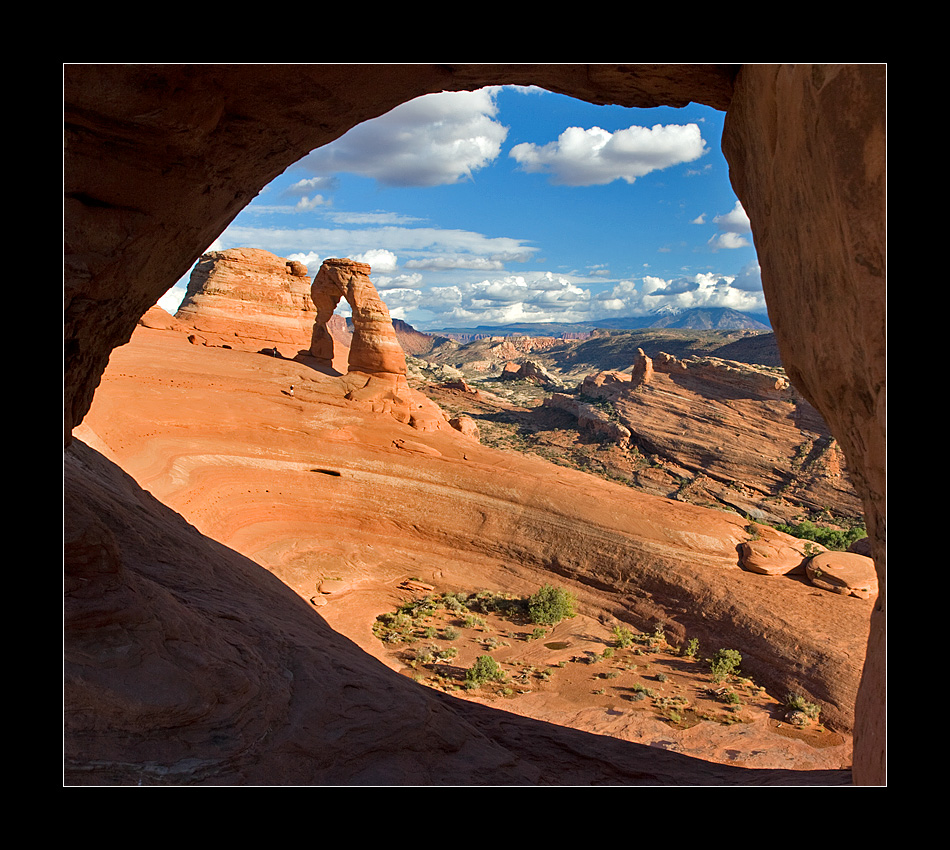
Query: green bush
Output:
[[613, 625, 635, 648], [785, 692, 821, 720], [709, 648, 742, 682], [465, 655, 507, 688], [775, 519, 867, 552], [527, 585, 577, 626]]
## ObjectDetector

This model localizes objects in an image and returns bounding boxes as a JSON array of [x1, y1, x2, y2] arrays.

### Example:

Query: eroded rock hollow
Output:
[[63, 64, 886, 785]]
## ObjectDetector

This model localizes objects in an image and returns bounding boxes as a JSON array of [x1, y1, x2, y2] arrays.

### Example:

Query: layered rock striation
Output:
[[559, 350, 861, 524], [175, 248, 317, 355]]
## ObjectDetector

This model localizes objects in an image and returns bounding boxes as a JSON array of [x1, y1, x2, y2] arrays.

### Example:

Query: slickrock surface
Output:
[[68, 324, 875, 783], [175, 248, 317, 356]]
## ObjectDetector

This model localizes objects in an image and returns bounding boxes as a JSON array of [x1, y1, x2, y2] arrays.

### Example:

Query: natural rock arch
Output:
[[63, 64, 885, 784], [309, 257, 407, 377]]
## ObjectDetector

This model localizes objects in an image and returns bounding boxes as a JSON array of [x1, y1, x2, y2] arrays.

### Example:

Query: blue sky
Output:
[[159, 85, 764, 331]]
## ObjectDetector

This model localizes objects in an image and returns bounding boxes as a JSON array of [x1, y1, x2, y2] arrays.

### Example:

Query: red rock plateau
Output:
[[64, 64, 886, 785]]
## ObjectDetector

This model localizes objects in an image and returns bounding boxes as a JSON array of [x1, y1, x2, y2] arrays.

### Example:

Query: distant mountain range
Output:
[[433, 307, 771, 339]]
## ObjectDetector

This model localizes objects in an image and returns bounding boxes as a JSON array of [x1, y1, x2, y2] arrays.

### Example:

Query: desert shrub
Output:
[[440, 593, 467, 613], [527, 584, 577, 626], [785, 692, 821, 720], [443, 626, 461, 641], [467, 590, 512, 614], [775, 519, 867, 552], [414, 647, 435, 664], [709, 648, 742, 682], [465, 655, 506, 688], [682, 637, 699, 658], [613, 625, 635, 648]]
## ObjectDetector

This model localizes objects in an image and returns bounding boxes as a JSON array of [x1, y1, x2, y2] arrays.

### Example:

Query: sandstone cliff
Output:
[[539, 350, 861, 524], [175, 247, 318, 356]]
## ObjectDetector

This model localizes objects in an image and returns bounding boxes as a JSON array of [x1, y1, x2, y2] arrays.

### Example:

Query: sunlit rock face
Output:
[[310, 258, 407, 377], [720, 64, 886, 785], [174, 247, 317, 355], [63, 64, 886, 785]]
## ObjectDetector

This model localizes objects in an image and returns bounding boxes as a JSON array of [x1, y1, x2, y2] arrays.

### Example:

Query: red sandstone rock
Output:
[[311, 258, 407, 377], [449, 414, 480, 441], [738, 536, 818, 576], [138, 305, 185, 331], [175, 248, 317, 356], [310, 259, 446, 432], [570, 354, 861, 525], [63, 64, 886, 785], [630, 348, 654, 386], [807, 552, 879, 599], [73, 325, 870, 778]]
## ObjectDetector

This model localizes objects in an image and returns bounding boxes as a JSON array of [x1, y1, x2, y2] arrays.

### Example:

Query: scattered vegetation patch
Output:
[[370, 584, 831, 742], [774, 518, 867, 551]]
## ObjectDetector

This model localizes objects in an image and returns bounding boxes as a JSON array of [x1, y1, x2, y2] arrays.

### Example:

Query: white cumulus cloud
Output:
[[351, 248, 399, 273], [509, 123, 708, 186], [297, 88, 509, 188], [708, 200, 752, 249]]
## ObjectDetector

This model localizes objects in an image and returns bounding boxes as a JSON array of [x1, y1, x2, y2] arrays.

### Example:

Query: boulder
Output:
[[806, 552, 878, 599], [449, 414, 480, 441], [738, 525, 821, 575]]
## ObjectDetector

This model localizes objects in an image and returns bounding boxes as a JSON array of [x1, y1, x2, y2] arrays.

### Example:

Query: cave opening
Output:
[[65, 63, 884, 784]]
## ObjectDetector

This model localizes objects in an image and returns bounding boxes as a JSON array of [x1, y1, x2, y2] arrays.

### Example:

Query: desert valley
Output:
[[69, 247, 875, 783]]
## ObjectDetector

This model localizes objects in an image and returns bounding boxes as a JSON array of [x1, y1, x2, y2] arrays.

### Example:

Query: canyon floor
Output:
[[70, 325, 873, 783]]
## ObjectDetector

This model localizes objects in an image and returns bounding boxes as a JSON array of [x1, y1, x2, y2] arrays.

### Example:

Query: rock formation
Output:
[[500, 359, 566, 389], [543, 393, 632, 443], [63, 64, 886, 785], [175, 248, 317, 356], [629, 348, 654, 387], [310, 258, 446, 432], [567, 354, 860, 524], [310, 258, 407, 376]]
